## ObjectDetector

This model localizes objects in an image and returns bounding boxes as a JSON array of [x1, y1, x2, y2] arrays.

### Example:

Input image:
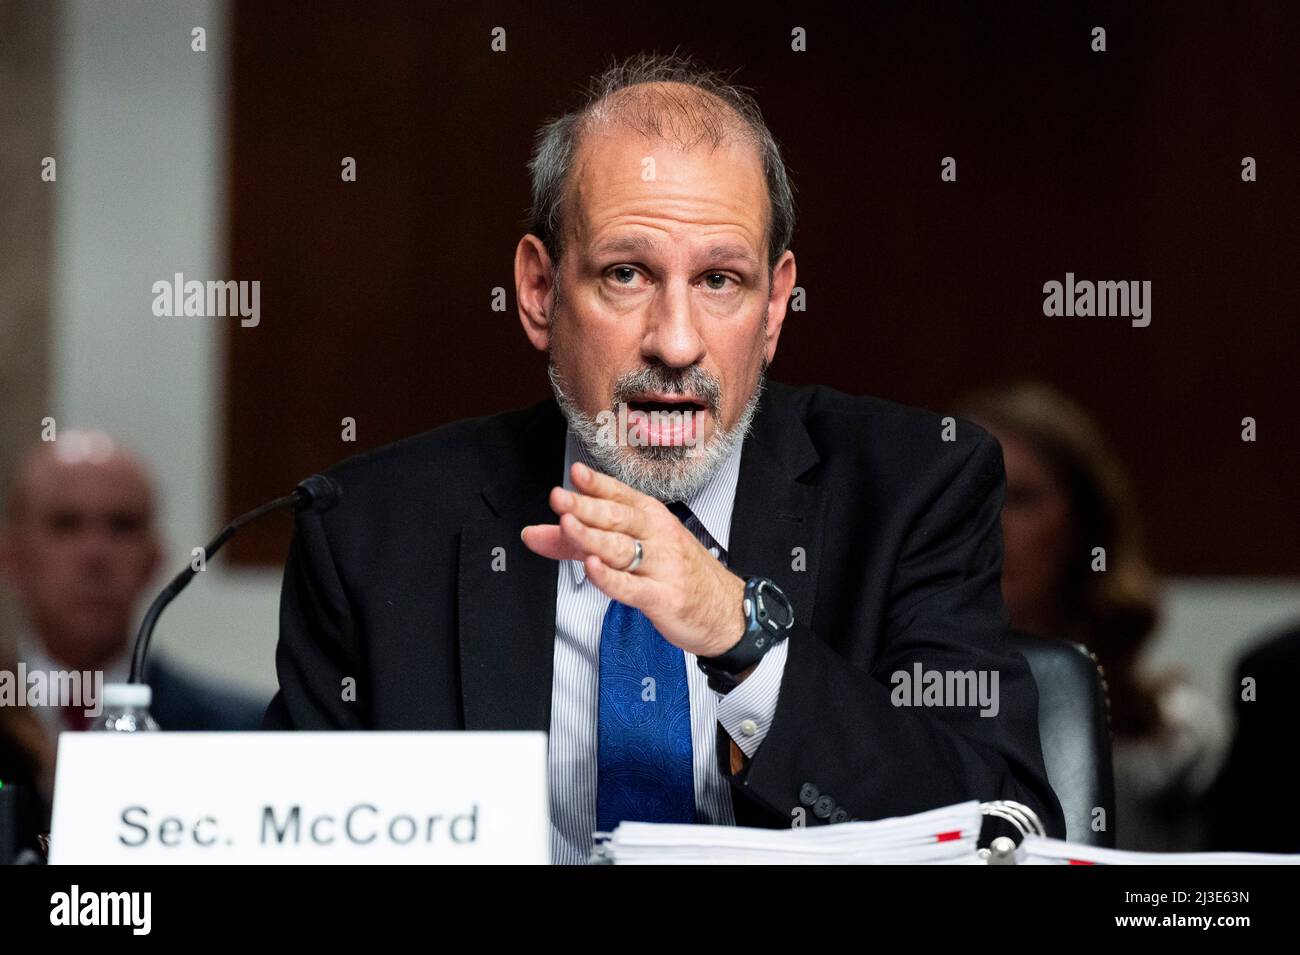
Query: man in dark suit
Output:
[[1208, 622, 1300, 853], [0, 431, 264, 732], [265, 52, 1062, 861], [0, 430, 264, 837]]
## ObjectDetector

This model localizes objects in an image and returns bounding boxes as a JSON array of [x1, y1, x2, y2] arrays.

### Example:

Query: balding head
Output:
[[585, 79, 758, 154], [527, 52, 796, 276], [1, 432, 160, 669]]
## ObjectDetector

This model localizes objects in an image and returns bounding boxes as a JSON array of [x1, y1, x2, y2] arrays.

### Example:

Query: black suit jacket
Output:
[[265, 381, 1064, 836], [1207, 623, 1300, 852]]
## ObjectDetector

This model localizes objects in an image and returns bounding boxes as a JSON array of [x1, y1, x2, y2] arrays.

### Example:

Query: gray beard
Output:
[[547, 361, 764, 502]]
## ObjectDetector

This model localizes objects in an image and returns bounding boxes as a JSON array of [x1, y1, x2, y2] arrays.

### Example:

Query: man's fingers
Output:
[[520, 524, 585, 562], [523, 517, 641, 568], [571, 461, 654, 510], [584, 554, 659, 608], [549, 485, 649, 537], [559, 512, 639, 571]]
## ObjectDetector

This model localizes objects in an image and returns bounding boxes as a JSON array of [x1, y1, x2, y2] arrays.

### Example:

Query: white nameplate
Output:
[[50, 732, 548, 864]]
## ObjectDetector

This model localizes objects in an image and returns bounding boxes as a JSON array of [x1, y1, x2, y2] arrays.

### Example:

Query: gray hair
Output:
[[526, 51, 796, 275]]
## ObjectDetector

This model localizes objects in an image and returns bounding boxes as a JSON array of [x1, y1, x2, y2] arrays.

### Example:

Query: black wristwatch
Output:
[[697, 576, 795, 692]]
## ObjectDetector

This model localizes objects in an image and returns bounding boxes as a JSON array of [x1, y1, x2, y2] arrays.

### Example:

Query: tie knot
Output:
[[666, 500, 694, 525]]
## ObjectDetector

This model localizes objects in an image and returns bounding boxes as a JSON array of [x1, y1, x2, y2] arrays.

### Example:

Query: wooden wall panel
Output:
[[225, 0, 1300, 573]]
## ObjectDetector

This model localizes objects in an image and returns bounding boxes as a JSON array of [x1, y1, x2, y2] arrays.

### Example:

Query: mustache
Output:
[[610, 366, 722, 415]]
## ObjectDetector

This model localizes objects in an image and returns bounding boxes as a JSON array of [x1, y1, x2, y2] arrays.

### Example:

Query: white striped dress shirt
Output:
[[547, 431, 790, 864]]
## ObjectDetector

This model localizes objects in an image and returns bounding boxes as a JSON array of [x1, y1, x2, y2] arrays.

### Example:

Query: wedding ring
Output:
[[624, 539, 644, 573]]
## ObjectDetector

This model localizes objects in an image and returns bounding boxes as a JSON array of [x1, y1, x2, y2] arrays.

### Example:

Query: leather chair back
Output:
[[1006, 630, 1116, 847]]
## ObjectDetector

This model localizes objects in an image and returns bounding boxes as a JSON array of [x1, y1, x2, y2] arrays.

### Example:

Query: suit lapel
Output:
[[457, 401, 565, 731], [727, 383, 826, 639], [727, 384, 826, 830]]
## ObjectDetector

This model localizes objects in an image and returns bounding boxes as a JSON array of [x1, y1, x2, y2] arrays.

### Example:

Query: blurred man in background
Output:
[[0, 430, 264, 819]]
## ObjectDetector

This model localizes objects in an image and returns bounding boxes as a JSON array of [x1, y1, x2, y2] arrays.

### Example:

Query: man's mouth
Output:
[[620, 393, 710, 447], [624, 393, 710, 415]]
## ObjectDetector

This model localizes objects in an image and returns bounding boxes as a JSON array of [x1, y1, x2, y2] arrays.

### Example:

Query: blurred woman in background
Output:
[[957, 381, 1227, 851]]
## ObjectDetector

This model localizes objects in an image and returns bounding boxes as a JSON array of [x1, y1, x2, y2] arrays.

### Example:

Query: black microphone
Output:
[[127, 474, 341, 684]]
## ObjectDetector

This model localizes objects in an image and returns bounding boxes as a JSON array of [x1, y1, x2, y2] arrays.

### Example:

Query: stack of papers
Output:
[[1018, 837, 1300, 866], [593, 800, 983, 864], [592, 799, 1300, 864]]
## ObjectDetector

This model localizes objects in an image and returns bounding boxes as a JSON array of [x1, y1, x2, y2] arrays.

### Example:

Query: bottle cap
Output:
[[102, 682, 153, 710]]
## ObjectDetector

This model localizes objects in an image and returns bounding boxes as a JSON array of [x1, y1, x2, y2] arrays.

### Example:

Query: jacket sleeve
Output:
[[262, 507, 370, 730], [728, 432, 1065, 837]]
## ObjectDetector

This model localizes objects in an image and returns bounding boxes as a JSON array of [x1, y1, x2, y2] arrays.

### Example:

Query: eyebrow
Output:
[[704, 244, 759, 267], [590, 234, 660, 258], [590, 235, 759, 268]]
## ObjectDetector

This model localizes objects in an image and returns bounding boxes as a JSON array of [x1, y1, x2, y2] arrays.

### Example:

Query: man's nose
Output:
[[75, 528, 118, 574], [642, 282, 706, 369]]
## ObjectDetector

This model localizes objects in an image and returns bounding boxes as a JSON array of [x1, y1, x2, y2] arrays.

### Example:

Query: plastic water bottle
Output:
[[91, 683, 160, 732]]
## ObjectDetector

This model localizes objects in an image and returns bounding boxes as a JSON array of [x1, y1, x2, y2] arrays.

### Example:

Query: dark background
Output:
[[223, 0, 1299, 572]]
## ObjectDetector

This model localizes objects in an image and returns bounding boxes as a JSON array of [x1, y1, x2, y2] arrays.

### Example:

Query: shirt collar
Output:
[[562, 430, 743, 587]]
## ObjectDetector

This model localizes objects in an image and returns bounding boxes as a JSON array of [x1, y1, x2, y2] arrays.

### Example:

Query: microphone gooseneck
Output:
[[127, 475, 341, 684]]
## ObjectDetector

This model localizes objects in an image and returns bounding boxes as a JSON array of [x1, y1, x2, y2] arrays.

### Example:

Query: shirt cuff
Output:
[[713, 638, 788, 758]]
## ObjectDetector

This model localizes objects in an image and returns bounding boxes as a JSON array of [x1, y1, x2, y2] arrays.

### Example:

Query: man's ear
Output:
[[763, 250, 797, 365], [515, 234, 557, 352]]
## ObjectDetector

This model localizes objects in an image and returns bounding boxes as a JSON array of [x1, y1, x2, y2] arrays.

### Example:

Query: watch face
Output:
[[755, 579, 794, 631]]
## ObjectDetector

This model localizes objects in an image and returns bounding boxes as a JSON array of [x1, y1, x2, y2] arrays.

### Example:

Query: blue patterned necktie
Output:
[[596, 503, 696, 831]]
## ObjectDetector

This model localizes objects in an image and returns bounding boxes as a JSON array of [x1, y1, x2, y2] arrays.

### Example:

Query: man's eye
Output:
[[109, 514, 145, 536], [703, 273, 733, 291], [609, 266, 639, 285], [46, 512, 82, 534]]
